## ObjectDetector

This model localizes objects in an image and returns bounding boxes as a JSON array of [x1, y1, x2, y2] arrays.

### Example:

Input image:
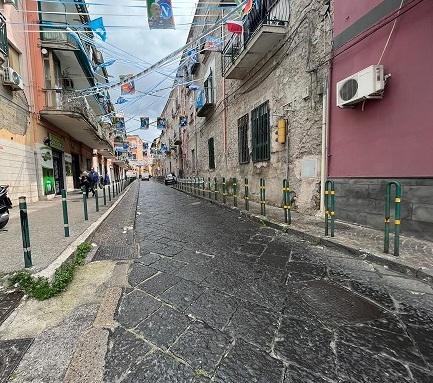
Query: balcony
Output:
[[41, 90, 113, 153], [222, 0, 289, 80], [196, 79, 215, 118]]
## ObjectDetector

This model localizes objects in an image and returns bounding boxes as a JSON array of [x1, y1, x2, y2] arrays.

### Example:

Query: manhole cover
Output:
[[0, 291, 23, 326], [94, 245, 134, 261], [0, 338, 33, 383], [300, 281, 384, 324]]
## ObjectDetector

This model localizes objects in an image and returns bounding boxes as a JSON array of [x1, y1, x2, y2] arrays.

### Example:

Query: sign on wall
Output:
[[49, 133, 65, 152]]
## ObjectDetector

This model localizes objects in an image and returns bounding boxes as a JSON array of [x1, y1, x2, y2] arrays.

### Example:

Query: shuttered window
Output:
[[238, 114, 249, 164], [208, 137, 215, 169], [251, 101, 270, 162]]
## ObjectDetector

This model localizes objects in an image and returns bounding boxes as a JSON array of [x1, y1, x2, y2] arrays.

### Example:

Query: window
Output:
[[238, 114, 249, 164], [204, 69, 214, 104], [208, 137, 215, 169], [8, 43, 21, 72], [0, 15, 7, 56], [251, 101, 270, 162], [191, 149, 196, 170]]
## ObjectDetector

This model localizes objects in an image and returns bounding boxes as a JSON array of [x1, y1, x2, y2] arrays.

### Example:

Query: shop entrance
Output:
[[52, 149, 64, 195]]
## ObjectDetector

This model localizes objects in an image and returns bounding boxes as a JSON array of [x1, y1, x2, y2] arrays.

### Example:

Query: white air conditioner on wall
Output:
[[336, 65, 385, 108], [3, 67, 24, 90]]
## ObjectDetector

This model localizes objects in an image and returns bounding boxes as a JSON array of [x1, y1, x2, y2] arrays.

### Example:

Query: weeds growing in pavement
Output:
[[9, 242, 92, 301]]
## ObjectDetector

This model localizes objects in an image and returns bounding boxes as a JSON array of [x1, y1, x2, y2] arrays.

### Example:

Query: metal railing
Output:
[[223, 0, 290, 74]]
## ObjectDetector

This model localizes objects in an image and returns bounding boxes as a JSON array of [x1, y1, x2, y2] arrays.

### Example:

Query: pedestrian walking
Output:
[[80, 172, 90, 198], [88, 168, 99, 197]]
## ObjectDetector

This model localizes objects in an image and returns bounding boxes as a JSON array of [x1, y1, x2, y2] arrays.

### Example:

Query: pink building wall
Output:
[[329, 0, 433, 178]]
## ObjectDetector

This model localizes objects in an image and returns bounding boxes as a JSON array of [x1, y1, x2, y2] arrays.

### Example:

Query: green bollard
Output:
[[283, 179, 291, 225], [222, 177, 227, 204], [61, 189, 70, 237], [82, 189, 89, 221], [202, 178, 205, 197], [260, 178, 266, 216], [324, 180, 336, 237], [103, 186, 107, 206], [108, 183, 112, 202], [245, 178, 249, 211], [233, 178, 238, 207], [214, 177, 218, 201], [95, 189, 99, 212], [384, 181, 402, 256], [19, 196, 32, 268], [208, 177, 211, 199]]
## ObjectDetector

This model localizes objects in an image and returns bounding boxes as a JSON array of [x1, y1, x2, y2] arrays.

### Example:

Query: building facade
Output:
[[328, 0, 433, 239]]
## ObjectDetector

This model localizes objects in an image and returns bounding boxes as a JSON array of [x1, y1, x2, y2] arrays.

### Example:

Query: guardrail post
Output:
[[19, 196, 32, 268], [283, 179, 291, 224], [222, 177, 227, 204], [324, 180, 336, 237], [214, 177, 218, 201], [82, 188, 89, 221], [61, 189, 70, 237], [244, 178, 249, 211], [384, 181, 402, 256], [233, 178, 238, 207], [260, 178, 266, 216]]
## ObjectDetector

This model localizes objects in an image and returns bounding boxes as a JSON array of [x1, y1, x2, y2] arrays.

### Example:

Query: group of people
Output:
[[80, 168, 110, 198]]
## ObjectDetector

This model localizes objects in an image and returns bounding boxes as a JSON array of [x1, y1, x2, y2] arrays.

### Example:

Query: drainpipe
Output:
[[320, 74, 330, 213]]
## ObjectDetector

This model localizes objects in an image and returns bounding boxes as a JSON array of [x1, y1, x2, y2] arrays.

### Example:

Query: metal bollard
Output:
[[19, 196, 32, 268], [245, 178, 249, 211], [208, 177, 211, 199], [202, 178, 205, 197], [95, 189, 99, 212], [108, 184, 112, 202], [283, 179, 291, 224], [233, 178, 238, 207], [61, 189, 70, 237], [103, 186, 107, 206], [222, 177, 227, 204], [82, 189, 89, 221], [324, 180, 336, 237], [260, 178, 266, 216], [214, 177, 218, 201], [384, 181, 402, 256]]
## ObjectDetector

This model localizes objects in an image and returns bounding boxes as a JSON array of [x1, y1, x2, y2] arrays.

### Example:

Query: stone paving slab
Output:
[[104, 182, 433, 382], [0, 338, 32, 383]]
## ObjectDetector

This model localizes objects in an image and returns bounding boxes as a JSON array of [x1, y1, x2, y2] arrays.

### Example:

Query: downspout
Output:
[[320, 72, 331, 213]]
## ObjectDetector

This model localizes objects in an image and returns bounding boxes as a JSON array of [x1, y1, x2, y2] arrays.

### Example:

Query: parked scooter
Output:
[[0, 185, 12, 230]]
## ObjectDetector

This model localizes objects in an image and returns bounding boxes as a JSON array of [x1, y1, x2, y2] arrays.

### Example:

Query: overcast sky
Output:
[[88, 0, 195, 144]]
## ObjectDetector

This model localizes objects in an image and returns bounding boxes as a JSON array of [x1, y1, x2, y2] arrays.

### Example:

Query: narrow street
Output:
[[104, 181, 433, 382]]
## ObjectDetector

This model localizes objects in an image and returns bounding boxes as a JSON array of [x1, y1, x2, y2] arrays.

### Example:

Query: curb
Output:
[[35, 182, 136, 280], [172, 185, 433, 285]]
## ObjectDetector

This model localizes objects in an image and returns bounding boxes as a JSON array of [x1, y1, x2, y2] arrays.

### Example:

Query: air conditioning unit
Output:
[[3, 67, 24, 91], [336, 65, 385, 108]]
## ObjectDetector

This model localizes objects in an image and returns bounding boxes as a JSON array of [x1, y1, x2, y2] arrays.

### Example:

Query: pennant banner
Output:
[[157, 117, 167, 130], [179, 116, 188, 127], [140, 117, 150, 130], [88, 17, 107, 41], [203, 36, 223, 52], [120, 75, 136, 95], [147, 0, 175, 30]]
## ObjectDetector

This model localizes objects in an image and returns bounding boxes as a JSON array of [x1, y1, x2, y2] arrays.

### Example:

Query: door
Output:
[[72, 154, 80, 189], [52, 149, 64, 195]]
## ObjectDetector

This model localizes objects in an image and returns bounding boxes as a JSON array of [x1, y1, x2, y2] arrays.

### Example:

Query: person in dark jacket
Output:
[[88, 168, 98, 197], [80, 172, 91, 198], [104, 173, 111, 185]]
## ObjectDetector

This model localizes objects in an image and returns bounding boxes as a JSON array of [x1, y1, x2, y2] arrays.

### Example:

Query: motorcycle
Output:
[[0, 185, 12, 230]]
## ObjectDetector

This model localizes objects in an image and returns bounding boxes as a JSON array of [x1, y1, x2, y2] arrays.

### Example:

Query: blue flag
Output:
[[96, 59, 116, 69], [88, 17, 107, 42], [116, 96, 128, 105]]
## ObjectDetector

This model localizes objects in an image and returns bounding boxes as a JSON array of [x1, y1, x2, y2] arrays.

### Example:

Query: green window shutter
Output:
[[251, 101, 270, 162], [238, 114, 249, 164]]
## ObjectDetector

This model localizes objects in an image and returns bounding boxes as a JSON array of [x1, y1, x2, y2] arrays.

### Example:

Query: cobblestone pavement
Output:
[[105, 182, 433, 383]]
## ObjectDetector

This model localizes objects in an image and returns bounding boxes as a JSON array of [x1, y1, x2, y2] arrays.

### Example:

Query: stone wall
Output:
[[331, 178, 433, 241], [182, 0, 332, 213]]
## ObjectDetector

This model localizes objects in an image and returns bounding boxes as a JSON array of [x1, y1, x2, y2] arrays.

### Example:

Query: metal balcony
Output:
[[41, 90, 113, 153], [223, 0, 289, 80], [196, 87, 215, 118]]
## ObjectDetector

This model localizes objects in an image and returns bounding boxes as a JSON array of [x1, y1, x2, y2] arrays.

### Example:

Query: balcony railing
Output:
[[40, 23, 80, 49], [196, 86, 215, 117], [223, 0, 289, 78]]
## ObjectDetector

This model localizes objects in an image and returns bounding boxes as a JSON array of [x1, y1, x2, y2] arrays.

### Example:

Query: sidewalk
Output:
[[175, 185, 433, 283], [0, 184, 130, 275]]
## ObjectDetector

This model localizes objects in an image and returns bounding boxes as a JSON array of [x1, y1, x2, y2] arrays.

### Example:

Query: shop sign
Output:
[[49, 133, 65, 151]]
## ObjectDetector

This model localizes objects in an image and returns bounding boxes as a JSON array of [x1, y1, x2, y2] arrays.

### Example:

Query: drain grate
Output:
[[94, 245, 135, 261], [0, 338, 33, 383], [300, 281, 384, 324], [0, 291, 23, 327]]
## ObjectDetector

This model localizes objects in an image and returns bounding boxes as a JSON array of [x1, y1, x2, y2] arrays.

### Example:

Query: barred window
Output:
[[251, 101, 270, 162], [238, 114, 249, 164], [208, 137, 215, 169], [0, 15, 8, 56]]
